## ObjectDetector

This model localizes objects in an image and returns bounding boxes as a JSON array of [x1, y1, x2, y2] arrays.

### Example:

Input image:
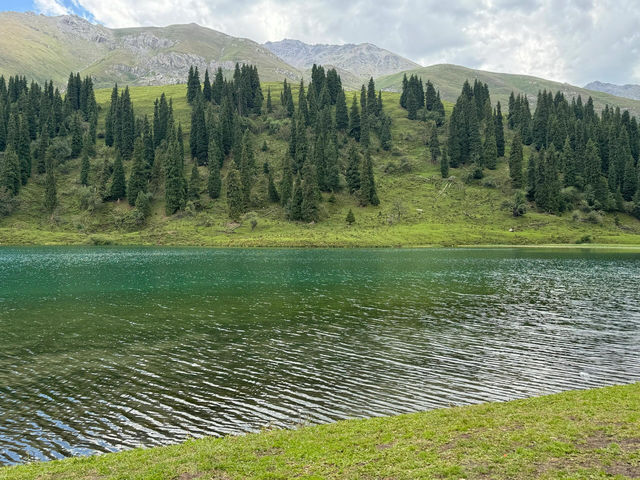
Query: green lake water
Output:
[[0, 247, 639, 464]]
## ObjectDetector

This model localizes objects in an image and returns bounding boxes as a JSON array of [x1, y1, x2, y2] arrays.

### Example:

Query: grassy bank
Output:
[[2, 383, 639, 479]]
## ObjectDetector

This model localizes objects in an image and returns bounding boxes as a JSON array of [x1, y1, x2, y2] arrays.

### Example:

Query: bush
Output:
[[383, 157, 413, 174], [585, 211, 604, 225], [576, 234, 594, 244], [75, 185, 102, 213], [510, 191, 527, 217]]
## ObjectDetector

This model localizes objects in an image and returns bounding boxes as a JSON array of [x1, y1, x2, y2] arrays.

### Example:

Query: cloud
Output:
[[34, 0, 70, 15], [58, 0, 640, 85]]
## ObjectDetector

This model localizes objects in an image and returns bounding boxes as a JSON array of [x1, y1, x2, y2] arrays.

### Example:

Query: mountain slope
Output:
[[585, 81, 640, 101], [377, 64, 640, 115], [0, 12, 301, 87], [264, 39, 420, 81]]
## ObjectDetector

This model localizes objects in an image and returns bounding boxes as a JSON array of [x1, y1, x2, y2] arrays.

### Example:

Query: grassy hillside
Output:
[[0, 12, 110, 86], [1, 81, 640, 247], [0, 13, 300, 88], [2, 383, 639, 479], [377, 64, 640, 116]]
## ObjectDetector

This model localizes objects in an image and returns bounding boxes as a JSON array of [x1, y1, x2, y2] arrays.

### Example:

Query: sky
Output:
[[4, 0, 640, 85]]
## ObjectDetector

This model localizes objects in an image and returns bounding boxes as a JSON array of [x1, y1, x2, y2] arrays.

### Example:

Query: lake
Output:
[[1, 247, 639, 465]]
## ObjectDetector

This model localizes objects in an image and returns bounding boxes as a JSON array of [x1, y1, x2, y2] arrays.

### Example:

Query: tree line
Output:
[[0, 64, 386, 224], [507, 90, 640, 215], [0, 72, 98, 214], [400, 75, 640, 219]]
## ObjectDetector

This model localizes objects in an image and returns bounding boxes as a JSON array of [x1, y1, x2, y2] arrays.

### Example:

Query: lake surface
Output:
[[1, 247, 639, 465]]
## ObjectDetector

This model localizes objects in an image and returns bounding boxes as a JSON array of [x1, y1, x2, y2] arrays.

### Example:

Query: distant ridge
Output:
[[376, 64, 640, 116], [264, 39, 420, 81], [585, 81, 640, 101]]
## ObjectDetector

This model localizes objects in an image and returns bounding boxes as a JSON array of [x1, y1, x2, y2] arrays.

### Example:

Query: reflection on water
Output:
[[0, 247, 639, 464]]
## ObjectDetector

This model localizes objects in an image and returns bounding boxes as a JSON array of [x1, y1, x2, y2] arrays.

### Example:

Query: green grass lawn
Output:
[[2, 383, 638, 479], [2, 82, 640, 247]]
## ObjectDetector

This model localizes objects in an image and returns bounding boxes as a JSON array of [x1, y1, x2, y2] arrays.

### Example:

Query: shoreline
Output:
[[2, 383, 639, 479]]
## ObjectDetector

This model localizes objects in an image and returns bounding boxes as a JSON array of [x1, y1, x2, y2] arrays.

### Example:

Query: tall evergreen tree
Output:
[[359, 149, 379, 206], [127, 137, 147, 206], [335, 89, 349, 131], [495, 102, 505, 157], [482, 120, 498, 169], [226, 165, 244, 220], [202, 69, 212, 102], [509, 133, 524, 188], [300, 163, 320, 222], [346, 142, 361, 194], [440, 147, 449, 178], [188, 163, 202, 202], [348, 94, 361, 141], [429, 128, 440, 164], [109, 153, 127, 201], [207, 140, 222, 199]]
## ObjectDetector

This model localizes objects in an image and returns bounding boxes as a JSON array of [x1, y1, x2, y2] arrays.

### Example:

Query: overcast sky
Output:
[[9, 0, 640, 85]]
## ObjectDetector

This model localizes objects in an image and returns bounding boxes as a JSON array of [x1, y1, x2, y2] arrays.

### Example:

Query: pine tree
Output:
[[335, 89, 349, 131], [325, 137, 340, 192], [240, 130, 255, 204], [440, 147, 449, 178], [188, 163, 201, 201], [346, 208, 355, 225], [226, 165, 244, 220], [280, 155, 293, 207], [622, 156, 638, 201], [190, 98, 208, 165], [429, 128, 440, 164], [105, 84, 118, 147], [70, 113, 83, 158], [1, 147, 20, 195], [127, 137, 147, 206], [509, 133, 524, 188], [165, 137, 186, 215], [495, 102, 505, 157], [287, 176, 303, 221], [359, 149, 379, 206], [380, 115, 392, 151], [482, 120, 498, 170], [109, 153, 127, 201], [348, 94, 360, 141], [202, 69, 212, 102], [360, 113, 370, 147], [207, 145, 222, 199], [212, 68, 224, 105], [267, 170, 280, 203], [44, 161, 57, 213], [346, 142, 361, 194], [35, 126, 49, 175], [301, 163, 320, 222]]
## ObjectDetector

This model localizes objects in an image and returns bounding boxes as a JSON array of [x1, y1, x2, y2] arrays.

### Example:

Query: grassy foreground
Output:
[[2, 383, 639, 480]]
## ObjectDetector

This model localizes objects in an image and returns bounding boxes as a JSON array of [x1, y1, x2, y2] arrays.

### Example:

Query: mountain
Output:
[[264, 39, 420, 81], [0, 12, 300, 87], [584, 81, 640, 101], [377, 64, 640, 116]]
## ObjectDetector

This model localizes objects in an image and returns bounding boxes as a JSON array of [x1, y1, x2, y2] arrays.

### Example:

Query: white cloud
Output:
[[34, 0, 71, 15], [65, 0, 640, 85]]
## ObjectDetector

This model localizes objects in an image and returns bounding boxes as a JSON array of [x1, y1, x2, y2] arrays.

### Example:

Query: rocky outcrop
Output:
[[264, 39, 420, 80]]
